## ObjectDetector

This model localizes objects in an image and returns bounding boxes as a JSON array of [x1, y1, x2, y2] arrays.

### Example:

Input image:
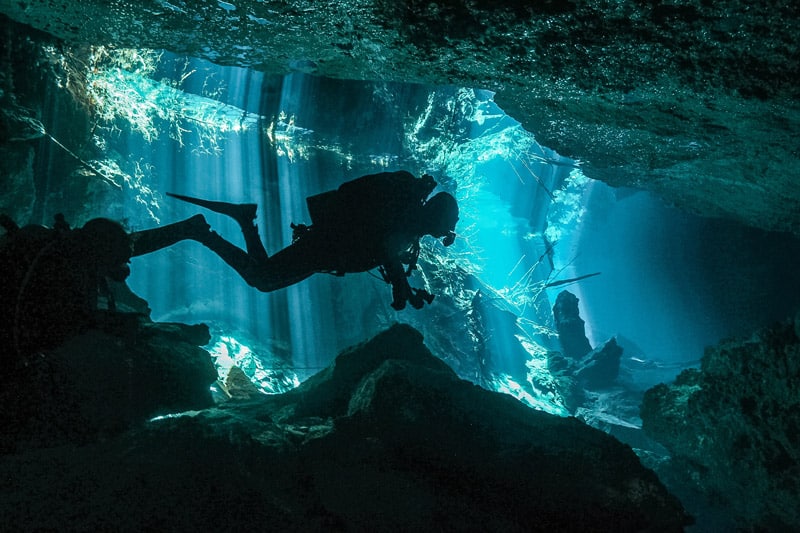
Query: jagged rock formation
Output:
[[0, 323, 691, 531], [550, 290, 621, 392], [575, 337, 622, 389], [552, 290, 593, 360], [2, 2, 799, 234], [641, 316, 800, 530]]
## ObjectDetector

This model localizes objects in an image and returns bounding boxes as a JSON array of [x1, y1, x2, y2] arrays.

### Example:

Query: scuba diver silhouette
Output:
[[0, 214, 133, 360], [130, 171, 459, 310]]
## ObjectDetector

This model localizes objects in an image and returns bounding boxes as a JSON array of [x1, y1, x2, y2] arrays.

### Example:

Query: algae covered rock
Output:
[[641, 317, 800, 530], [3, 1, 799, 234]]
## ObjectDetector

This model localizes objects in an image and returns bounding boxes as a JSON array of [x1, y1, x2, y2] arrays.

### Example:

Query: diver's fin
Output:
[[167, 192, 257, 224]]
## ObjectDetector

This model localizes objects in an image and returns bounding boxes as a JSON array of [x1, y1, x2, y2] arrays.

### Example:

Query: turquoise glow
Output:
[[206, 327, 300, 395], [66, 48, 784, 418], [70, 51, 581, 414], [26, 44, 800, 431]]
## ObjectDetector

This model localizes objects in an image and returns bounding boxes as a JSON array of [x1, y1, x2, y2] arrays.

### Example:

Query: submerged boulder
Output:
[[549, 291, 622, 408], [641, 316, 800, 530], [0, 323, 690, 531], [576, 337, 623, 389], [0, 314, 217, 452]]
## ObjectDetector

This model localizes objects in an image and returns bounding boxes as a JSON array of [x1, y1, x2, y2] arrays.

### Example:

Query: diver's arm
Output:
[[380, 254, 434, 311], [398, 241, 421, 274], [380, 258, 411, 310]]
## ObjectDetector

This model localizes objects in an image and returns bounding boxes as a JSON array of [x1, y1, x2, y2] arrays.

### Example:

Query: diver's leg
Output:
[[130, 214, 210, 256], [199, 230, 268, 288], [260, 238, 319, 290], [134, 218, 272, 291], [202, 231, 316, 292], [234, 212, 270, 264], [135, 203, 317, 292], [166, 192, 269, 263]]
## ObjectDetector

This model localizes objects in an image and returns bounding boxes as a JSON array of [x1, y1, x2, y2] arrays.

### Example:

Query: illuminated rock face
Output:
[[0, 324, 691, 530], [2, 1, 799, 234]]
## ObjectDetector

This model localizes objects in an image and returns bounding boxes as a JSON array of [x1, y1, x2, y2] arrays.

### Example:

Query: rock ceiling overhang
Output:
[[3, 0, 799, 233]]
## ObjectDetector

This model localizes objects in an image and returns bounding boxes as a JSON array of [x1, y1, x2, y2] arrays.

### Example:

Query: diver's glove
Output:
[[407, 287, 434, 309], [390, 282, 408, 311], [390, 283, 434, 311]]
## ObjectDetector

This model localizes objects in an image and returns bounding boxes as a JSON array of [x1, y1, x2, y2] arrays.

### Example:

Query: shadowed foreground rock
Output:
[[0, 323, 689, 531], [0, 315, 217, 453]]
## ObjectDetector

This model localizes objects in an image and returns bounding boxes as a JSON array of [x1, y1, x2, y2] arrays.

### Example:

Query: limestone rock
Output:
[[0, 315, 217, 452], [550, 291, 621, 393], [641, 318, 800, 530], [223, 365, 263, 400], [576, 337, 622, 389], [553, 290, 593, 360]]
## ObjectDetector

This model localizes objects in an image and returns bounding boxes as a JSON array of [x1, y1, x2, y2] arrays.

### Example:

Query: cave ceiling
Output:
[[3, 0, 799, 234]]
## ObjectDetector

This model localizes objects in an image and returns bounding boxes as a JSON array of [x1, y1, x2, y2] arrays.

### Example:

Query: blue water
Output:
[[72, 52, 799, 401], [14, 42, 800, 533]]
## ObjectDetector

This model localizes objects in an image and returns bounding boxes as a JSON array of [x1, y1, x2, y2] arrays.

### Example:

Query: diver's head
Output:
[[422, 192, 459, 246], [79, 218, 132, 280]]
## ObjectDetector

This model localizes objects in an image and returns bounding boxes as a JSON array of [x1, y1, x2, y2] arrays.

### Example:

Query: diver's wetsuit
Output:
[[131, 171, 458, 310], [0, 216, 132, 360]]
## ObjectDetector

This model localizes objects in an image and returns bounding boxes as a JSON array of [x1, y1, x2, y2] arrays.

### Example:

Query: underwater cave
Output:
[[1, 2, 799, 531]]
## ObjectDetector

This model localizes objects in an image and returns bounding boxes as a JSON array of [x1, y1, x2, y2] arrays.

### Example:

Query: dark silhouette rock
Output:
[[576, 337, 622, 389], [551, 291, 621, 391], [553, 290, 593, 360], [0, 313, 217, 452], [0, 323, 690, 531]]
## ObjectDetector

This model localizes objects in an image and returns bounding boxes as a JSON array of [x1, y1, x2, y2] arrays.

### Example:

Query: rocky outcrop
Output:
[[0, 323, 691, 531], [641, 316, 800, 530], [553, 290, 593, 360], [0, 315, 217, 452], [550, 291, 622, 394], [575, 337, 622, 389], [2, 2, 799, 234]]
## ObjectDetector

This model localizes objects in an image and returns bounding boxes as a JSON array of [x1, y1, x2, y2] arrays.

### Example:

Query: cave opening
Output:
[[2, 16, 800, 527], [17, 46, 800, 413]]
